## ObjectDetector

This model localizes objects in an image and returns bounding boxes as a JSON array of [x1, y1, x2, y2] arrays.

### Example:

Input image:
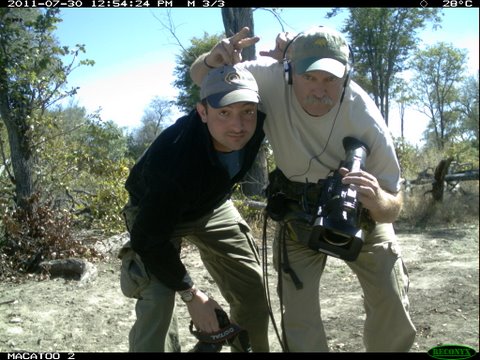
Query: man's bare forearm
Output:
[[190, 53, 212, 86], [368, 190, 403, 223]]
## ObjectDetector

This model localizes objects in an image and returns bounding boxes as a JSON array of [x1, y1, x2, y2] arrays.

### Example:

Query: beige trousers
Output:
[[273, 222, 417, 352]]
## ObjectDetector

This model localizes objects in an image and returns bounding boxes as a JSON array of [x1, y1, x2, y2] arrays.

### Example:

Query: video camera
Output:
[[308, 137, 370, 261]]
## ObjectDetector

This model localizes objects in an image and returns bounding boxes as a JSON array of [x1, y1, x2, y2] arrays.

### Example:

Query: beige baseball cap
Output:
[[290, 26, 350, 78], [200, 65, 260, 108]]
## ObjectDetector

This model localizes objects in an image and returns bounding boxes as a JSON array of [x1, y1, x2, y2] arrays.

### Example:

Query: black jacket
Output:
[[125, 108, 266, 291]]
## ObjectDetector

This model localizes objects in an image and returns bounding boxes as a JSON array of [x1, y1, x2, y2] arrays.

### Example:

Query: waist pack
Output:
[[265, 168, 324, 221]]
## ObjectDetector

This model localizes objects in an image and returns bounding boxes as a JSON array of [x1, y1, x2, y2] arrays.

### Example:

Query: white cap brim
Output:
[[294, 57, 346, 78], [206, 89, 260, 108]]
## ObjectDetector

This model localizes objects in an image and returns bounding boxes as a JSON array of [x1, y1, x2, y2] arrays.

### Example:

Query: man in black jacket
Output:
[[119, 65, 269, 352]]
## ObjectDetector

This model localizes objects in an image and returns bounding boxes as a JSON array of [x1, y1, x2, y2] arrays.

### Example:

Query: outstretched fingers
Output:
[[228, 26, 260, 49], [209, 27, 259, 65], [259, 32, 294, 61], [227, 27, 259, 63]]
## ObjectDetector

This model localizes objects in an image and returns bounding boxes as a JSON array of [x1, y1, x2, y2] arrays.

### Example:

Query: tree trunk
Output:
[[221, 8, 255, 61], [1, 113, 35, 212], [431, 157, 453, 202], [221, 8, 268, 197]]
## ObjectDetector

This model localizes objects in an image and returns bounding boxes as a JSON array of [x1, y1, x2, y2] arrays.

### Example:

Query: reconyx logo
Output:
[[428, 344, 477, 360]]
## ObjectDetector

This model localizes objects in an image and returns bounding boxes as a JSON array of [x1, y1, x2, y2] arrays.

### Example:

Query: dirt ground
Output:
[[0, 220, 478, 354]]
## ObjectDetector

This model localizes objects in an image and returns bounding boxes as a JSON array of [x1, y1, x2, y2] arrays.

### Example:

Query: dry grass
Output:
[[398, 180, 479, 228]]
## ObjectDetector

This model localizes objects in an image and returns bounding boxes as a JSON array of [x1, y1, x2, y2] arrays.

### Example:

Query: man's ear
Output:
[[196, 102, 208, 123]]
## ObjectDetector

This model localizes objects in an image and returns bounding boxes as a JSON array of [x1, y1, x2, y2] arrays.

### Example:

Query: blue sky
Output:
[[54, 8, 479, 145]]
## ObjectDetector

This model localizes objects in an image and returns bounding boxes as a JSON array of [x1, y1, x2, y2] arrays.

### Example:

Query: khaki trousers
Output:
[[123, 199, 270, 352], [273, 222, 417, 352]]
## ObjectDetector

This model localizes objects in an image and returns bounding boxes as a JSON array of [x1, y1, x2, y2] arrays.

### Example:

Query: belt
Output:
[[267, 168, 324, 211]]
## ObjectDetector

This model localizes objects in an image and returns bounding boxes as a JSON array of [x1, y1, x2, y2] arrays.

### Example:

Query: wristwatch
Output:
[[178, 287, 197, 303]]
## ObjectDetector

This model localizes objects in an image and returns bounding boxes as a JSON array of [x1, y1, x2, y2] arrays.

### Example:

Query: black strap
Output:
[[188, 309, 252, 352], [189, 321, 244, 344], [280, 223, 303, 290]]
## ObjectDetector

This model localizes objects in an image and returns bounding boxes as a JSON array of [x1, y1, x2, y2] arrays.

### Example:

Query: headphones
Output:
[[282, 28, 355, 89], [282, 32, 300, 85]]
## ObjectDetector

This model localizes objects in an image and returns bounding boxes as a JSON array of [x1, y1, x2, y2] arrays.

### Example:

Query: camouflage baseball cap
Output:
[[200, 65, 260, 108], [290, 26, 350, 78]]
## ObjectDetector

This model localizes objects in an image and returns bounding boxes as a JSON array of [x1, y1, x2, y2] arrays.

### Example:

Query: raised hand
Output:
[[205, 27, 260, 66], [259, 31, 296, 61]]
